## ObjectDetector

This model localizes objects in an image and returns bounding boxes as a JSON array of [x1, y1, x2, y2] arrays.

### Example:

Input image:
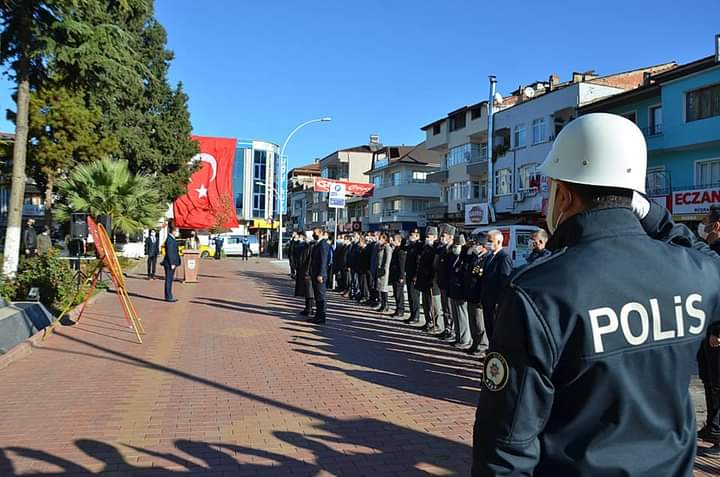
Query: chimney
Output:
[[369, 134, 380, 145], [548, 73, 560, 91], [716, 34, 720, 63], [572, 72, 583, 83], [643, 72, 652, 86]]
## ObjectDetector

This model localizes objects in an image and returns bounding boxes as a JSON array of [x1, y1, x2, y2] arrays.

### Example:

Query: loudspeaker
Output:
[[97, 214, 111, 233], [70, 213, 88, 240]]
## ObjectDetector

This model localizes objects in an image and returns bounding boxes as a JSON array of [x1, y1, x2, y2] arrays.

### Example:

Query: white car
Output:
[[217, 235, 260, 256]]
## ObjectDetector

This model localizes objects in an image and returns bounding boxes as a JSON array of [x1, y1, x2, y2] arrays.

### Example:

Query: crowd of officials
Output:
[[288, 224, 550, 355]]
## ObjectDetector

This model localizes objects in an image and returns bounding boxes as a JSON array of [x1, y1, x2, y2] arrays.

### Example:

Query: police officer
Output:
[[447, 234, 472, 350], [472, 113, 720, 476]]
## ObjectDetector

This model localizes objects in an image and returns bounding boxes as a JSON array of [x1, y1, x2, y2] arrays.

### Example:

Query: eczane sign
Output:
[[672, 187, 720, 215]]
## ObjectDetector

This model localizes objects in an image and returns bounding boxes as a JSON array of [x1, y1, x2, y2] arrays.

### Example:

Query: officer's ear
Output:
[[555, 181, 576, 216]]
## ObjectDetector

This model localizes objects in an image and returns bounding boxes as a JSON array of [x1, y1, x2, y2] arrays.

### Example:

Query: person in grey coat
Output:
[[375, 232, 393, 313]]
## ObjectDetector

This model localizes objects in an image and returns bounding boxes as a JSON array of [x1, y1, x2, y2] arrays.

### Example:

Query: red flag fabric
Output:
[[173, 136, 239, 229], [313, 177, 374, 197]]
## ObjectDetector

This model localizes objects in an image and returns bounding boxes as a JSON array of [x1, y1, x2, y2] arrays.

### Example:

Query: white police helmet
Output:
[[539, 113, 647, 194]]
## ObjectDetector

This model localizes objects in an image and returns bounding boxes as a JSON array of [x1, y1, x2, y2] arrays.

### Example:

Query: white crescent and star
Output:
[[189, 153, 218, 199]]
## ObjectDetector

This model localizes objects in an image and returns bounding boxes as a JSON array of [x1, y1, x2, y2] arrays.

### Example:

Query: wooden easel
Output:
[[43, 217, 145, 343]]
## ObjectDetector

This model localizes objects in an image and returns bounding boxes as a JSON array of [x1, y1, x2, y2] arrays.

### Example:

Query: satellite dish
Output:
[[493, 92, 503, 104], [523, 87, 535, 98]]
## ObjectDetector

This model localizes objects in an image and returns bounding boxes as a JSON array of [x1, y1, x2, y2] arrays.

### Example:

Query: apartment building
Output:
[[580, 39, 720, 224], [286, 161, 321, 232], [365, 142, 442, 231], [232, 139, 280, 237], [422, 62, 677, 229]]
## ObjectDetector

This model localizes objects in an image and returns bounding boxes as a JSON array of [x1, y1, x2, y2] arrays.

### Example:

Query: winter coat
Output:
[[294, 241, 314, 298], [376, 242, 393, 292]]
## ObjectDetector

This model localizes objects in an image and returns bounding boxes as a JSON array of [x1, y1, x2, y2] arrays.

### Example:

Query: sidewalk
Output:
[[0, 258, 717, 476]]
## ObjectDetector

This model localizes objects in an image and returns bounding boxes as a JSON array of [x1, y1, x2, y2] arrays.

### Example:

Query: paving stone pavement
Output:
[[0, 257, 717, 476]]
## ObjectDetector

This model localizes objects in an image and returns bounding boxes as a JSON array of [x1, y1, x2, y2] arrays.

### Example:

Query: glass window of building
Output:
[[252, 149, 267, 217], [374, 153, 389, 169], [532, 118, 546, 145], [517, 163, 537, 191], [696, 159, 720, 186], [412, 171, 428, 182], [432, 124, 441, 135], [372, 175, 383, 188], [447, 143, 483, 167], [649, 106, 663, 135], [621, 111, 637, 124], [470, 105, 483, 120], [481, 143, 488, 160], [391, 171, 401, 186], [372, 202, 382, 215], [646, 166, 667, 195], [233, 148, 246, 214], [686, 84, 720, 122], [495, 168, 513, 196], [411, 199, 429, 212], [513, 124, 527, 148], [390, 199, 401, 211]]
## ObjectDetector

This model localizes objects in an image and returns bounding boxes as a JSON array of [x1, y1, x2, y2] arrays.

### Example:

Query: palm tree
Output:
[[54, 158, 165, 235]]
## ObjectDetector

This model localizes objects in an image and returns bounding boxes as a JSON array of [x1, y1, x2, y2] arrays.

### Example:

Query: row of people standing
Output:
[[289, 225, 552, 358]]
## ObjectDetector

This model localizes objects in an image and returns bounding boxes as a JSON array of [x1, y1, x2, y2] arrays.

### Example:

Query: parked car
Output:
[[469, 224, 542, 267], [217, 235, 259, 256]]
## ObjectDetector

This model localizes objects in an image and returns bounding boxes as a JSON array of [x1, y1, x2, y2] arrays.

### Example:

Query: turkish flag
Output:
[[173, 135, 239, 229]]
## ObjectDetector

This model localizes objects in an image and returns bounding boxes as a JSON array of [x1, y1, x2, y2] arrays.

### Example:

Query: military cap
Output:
[[456, 234, 466, 246], [426, 226, 438, 236], [439, 224, 457, 237]]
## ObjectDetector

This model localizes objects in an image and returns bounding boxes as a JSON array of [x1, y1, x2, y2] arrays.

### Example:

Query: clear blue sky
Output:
[[1, 0, 718, 170]]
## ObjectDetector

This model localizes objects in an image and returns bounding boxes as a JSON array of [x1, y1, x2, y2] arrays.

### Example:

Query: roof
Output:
[[364, 141, 442, 174], [0, 132, 15, 141], [579, 57, 715, 113], [290, 162, 321, 173], [318, 145, 373, 162]]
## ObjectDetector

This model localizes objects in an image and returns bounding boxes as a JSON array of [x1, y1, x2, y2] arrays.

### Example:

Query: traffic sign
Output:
[[328, 182, 346, 208]]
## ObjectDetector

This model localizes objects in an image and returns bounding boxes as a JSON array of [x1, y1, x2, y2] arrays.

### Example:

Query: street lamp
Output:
[[277, 117, 332, 261]]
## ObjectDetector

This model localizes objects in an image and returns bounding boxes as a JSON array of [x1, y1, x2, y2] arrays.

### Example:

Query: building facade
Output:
[[422, 63, 677, 230], [581, 44, 720, 224], [232, 139, 280, 236], [286, 161, 321, 233], [365, 142, 442, 231]]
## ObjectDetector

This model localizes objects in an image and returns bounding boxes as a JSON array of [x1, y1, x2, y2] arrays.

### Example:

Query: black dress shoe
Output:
[[699, 443, 720, 456], [299, 310, 310, 316], [698, 427, 720, 442], [165, 298, 178, 303], [308, 317, 326, 324]]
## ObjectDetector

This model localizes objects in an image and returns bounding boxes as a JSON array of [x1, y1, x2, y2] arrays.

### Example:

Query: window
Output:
[[449, 112, 467, 131], [391, 199, 401, 210], [649, 106, 663, 136], [696, 159, 720, 187], [372, 175, 383, 188], [412, 171, 428, 182], [517, 163, 537, 191], [374, 153, 389, 169], [481, 143, 488, 160], [513, 124, 527, 148], [495, 169, 513, 196], [447, 143, 483, 166], [372, 202, 382, 215], [686, 84, 720, 122], [293, 199, 303, 214], [441, 186, 448, 203], [470, 106, 483, 120], [411, 199, 429, 212], [391, 171, 401, 186], [312, 211, 319, 222], [646, 166, 667, 195], [621, 111, 637, 124], [470, 181, 487, 201], [432, 124, 441, 135], [449, 182, 468, 201], [252, 150, 267, 217], [532, 118, 546, 145]]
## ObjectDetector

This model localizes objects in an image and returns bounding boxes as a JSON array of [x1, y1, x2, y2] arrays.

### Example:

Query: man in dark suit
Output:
[[145, 229, 160, 280], [161, 225, 182, 302], [388, 233, 407, 318], [479, 229, 513, 342], [309, 227, 330, 323], [23, 218, 38, 257]]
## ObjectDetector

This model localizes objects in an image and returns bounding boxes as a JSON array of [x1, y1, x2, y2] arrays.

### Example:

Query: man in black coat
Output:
[[479, 229, 513, 342], [388, 233, 407, 318], [295, 234, 315, 316], [333, 235, 348, 292], [288, 232, 299, 279], [436, 224, 456, 339], [161, 225, 182, 302], [309, 227, 330, 323], [526, 229, 551, 265], [415, 226, 440, 331], [463, 234, 491, 356], [23, 218, 38, 257], [403, 229, 422, 324], [145, 229, 160, 280], [367, 233, 380, 307], [359, 235, 374, 304]]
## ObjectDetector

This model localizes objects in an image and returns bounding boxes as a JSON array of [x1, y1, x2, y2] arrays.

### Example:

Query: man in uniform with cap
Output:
[[436, 224, 456, 340], [472, 113, 720, 476], [447, 234, 473, 349], [464, 233, 491, 356], [415, 226, 441, 331]]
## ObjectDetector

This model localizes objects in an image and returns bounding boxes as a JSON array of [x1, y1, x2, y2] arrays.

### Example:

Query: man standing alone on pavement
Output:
[[145, 229, 160, 279], [309, 227, 329, 324], [23, 218, 37, 257], [479, 229, 513, 342], [526, 229, 551, 265], [161, 225, 181, 302], [472, 113, 720, 476], [214, 235, 224, 260]]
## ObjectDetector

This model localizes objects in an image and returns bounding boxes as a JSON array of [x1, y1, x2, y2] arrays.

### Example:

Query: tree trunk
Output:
[[3, 1, 32, 278]]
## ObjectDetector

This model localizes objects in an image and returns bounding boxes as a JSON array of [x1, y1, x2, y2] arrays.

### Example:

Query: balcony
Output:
[[467, 159, 489, 177], [372, 181, 440, 200], [425, 204, 448, 220], [427, 170, 448, 183], [641, 124, 663, 138]]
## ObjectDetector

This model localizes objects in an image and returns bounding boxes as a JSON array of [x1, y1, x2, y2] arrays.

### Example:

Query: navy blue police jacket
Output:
[[404, 240, 422, 281], [161, 235, 181, 267], [472, 206, 720, 477], [479, 248, 513, 307], [436, 245, 453, 291], [415, 242, 438, 293]]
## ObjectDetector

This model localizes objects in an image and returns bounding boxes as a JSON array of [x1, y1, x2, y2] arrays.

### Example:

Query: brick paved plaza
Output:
[[0, 258, 718, 476]]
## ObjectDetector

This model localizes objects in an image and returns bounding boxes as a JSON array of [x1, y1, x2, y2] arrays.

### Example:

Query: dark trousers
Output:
[[147, 255, 158, 278], [482, 302, 497, 343], [312, 279, 327, 319], [360, 273, 371, 301], [393, 282, 405, 313], [468, 301, 489, 352], [215, 245, 222, 260], [407, 280, 420, 320], [704, 380, 720, 433], [163, 264, 175, 300]]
